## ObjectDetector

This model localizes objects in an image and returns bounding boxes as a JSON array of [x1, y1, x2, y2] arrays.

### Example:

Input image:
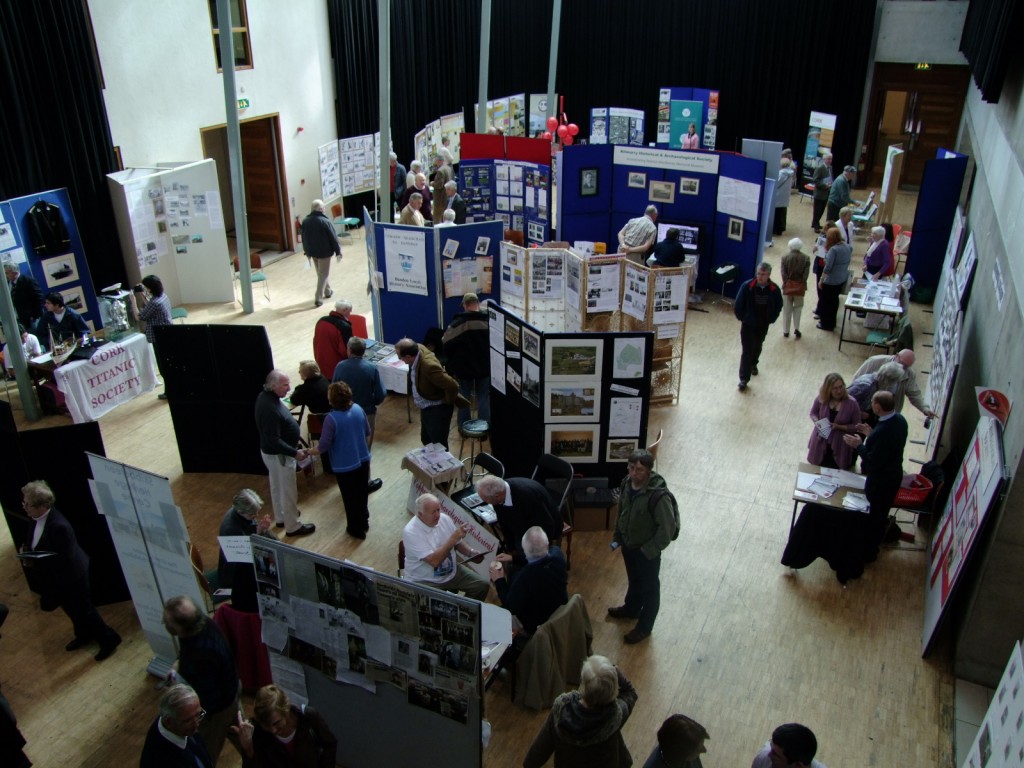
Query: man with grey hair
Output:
[[395, 337, 469, 450], [333, 336, 387, 493], [402, 493, 489, 600], [489, 526, 568, 634], [300, 199, 341, 308], [617, 205, 659, 262], [476, 474, 561, 565], [313, 299, 354, 381], [140, 683, 213, 767], [444, 180, 466, 224], [255, 369, 314, 537], [811, 152, 833, 232], [610, 449, 676, 643], [398, 192, 426, 227], [827, 164, 856, 221], [733, 262, 782, 391], [217, 489, 276, 611], [434, 208, 457, 228], [853, 349, 936, 419], [4, 260, 42, 329], [389, 152, 407, 209], [847, 361, 905, 425]]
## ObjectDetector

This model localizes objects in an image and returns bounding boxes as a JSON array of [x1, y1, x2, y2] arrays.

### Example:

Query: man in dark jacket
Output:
[[489, 526, 568, 634], [390, 152, 407, 211], [733, 262, 783, 392], [4, 262, 43, 329], [35, 292, 88, 349], [300, 199, 341, 308], [609, 449, 676, 644], [441, 292, 490, 428], [477, 475, 563, 565], [443, 180, 467, 224], [140, 684, 213, 768]]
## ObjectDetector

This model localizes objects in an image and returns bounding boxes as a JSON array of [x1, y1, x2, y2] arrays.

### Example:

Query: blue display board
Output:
[[1, 188, 102, 336], [437, 220, 504, 325], [906, 153, 969, 293], [657, 87, 719, 150], [459, 159, 550, 245]]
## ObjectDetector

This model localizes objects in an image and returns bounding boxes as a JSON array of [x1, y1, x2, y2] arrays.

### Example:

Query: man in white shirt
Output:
[[617, 205, 658, 262], [402, 493, 489, 601]]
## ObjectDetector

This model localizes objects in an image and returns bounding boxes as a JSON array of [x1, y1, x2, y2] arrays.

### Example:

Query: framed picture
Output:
[[504, 322, 520, 348], [522, 359, 541, 407], [606, 438, 639, 462], [59, 287, 86, 314], [727, 217, 744, 241], [648, 180, 675, 204], [627, 172, 647, 189], [522, 327, 541, 361], [41, 253, 80, 289], [545, 384, 601, 423], [545, 338, 603, 381], [679, 177, 700, 195], [580, 167, 599, 197], [545, 424, 600, 463]]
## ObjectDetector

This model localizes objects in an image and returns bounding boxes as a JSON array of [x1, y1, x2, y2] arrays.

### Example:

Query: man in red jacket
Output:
[[312, 299, 353, 381]]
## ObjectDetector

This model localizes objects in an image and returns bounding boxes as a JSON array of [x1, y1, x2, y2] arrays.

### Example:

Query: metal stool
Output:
[[458, 419, 489, 462], [712, 262, 740, 305]]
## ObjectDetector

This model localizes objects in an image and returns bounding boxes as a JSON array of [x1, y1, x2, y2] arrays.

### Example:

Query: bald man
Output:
[[852, 350, 936, 419]]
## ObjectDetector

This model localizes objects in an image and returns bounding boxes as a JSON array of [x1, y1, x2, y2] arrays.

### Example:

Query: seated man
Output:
[[488, 527, 568, 635], [647, 227, 687, 268], [476, 474, 562, 565], [402, 493, 490, 601], [35, 291, 88, 349]]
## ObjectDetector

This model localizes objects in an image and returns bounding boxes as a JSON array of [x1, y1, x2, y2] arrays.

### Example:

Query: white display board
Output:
[[318, 140, 341, 202], [107, 160, 234, 305], [961, 641, 1024, 768], [340, 132, 381, 197], [922, 416, 1006, 655], [925, 271, 963, 458]]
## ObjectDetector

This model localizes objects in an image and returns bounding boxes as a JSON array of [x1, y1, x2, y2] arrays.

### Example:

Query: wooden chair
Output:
[[188, 543, 228, 611], [233, 251, 270, 301]]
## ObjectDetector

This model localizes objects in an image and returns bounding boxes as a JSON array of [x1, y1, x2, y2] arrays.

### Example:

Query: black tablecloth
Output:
[[781, 502, 873, 584]]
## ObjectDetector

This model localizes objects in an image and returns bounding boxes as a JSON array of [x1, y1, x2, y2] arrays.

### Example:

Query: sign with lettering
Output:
[[54, 333, 159, 422]]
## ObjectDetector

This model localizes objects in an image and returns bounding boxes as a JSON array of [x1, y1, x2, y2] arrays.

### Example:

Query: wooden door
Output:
[[240, 116, 289, 250], [863, 64, 970, 189]]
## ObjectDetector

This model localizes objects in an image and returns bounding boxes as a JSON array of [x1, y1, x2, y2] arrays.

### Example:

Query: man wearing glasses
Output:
[[140, 684, 213, 767]]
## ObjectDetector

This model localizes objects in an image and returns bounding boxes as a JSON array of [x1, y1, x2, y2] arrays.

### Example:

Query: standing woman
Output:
[[309, 382, 372, 539], [815, 227, 851, 331], [232, 684, 337, 767], [780, 238, 810, 339], [807, 373, 861, 470], [772, 158, 796, 237], [681, 123, 699, 149]]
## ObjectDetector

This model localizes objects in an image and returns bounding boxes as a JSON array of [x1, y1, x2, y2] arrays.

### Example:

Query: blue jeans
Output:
[[621, 546, 661, 633], [458, 377, 490, 427]]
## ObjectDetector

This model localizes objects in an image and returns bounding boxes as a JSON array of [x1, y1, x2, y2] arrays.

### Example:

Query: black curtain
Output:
[[960, 0, 1024, 103], [329, 0, 876, 172], [0, 0, 124, 291]]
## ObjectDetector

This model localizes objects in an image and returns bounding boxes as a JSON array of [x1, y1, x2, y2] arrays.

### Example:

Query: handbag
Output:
[[783, 278, 806, 296]]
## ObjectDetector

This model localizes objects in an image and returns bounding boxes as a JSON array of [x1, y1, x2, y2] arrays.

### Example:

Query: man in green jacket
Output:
[[609, 449, 675, 644]]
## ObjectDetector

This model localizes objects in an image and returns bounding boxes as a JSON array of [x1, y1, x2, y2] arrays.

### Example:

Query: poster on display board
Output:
[[529, 249, 565, 299], [499, 242, 525, 298], [717, 176, 762, 221], [623, 262, 649, 321], [439, 112, 465, 162], [585, 261, 621, 313], [383, 228, 429, 296], [653, 272, 687, 325], [960, 641, 1024, 768], [669, 101, 703, 149], [318, 141, 341, 202], [922, 415, 1006, 655], [340, 132, 381, 197], [802, 111, 837, 186], [528, 94, 554, 136], [442, 257, 493, 299]]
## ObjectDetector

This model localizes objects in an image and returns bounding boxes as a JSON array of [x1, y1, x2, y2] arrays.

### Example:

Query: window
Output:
[[208, 0, 252, 71]]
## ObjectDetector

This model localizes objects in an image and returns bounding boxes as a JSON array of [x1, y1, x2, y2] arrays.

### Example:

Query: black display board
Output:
[[0, 400, 128, 605], [487, 304, 654, 486], [155, 324, 274, 475]]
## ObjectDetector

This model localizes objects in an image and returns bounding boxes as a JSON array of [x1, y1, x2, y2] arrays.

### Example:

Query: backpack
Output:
[[648, 488, 681, 541]]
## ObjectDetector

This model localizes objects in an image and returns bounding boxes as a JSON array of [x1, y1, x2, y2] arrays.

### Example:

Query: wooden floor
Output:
[[0, 192, 955, 768]]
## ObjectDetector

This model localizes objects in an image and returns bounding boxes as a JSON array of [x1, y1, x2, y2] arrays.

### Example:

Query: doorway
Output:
[[862, 64, 970, 190], [200, 114, 292, 251]]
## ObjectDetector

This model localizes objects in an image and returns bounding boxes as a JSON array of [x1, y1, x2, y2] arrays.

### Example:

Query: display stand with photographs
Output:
[[487, 302, 654, 485], [252, 537, 497, 768]]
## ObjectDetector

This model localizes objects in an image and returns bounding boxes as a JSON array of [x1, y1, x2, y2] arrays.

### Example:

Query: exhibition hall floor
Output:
[[0, 187, 955, 767]]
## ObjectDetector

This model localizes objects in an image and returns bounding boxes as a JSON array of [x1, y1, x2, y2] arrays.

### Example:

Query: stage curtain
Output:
[[0, 0, 123, 290], [960, 0, 1024, 103], [329, 0, 878, 172]]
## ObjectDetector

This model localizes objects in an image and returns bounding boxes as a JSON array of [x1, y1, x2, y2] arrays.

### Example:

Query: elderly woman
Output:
[[290, 360, 330, 414], [847, 361, 905, 424], [807, 372, 861, 470], [773, 158, 796, 237], [815, 226, 852, 331], [523, 655, 638, 768], [309, 381, 372, 539], [232, 685, 337, 768], [217, 489, 276, 612], [864, 226, 894, 280], [780, 238, 811, 339]]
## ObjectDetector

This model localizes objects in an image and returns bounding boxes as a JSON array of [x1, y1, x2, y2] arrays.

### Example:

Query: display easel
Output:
[[878, 145, 905, 225]]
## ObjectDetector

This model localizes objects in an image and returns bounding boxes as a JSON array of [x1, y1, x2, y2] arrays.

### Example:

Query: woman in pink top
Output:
[[682, 123, 699, 149]]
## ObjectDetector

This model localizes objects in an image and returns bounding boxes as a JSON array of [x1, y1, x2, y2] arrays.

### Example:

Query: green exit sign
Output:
[[237, 98, 250, 109]]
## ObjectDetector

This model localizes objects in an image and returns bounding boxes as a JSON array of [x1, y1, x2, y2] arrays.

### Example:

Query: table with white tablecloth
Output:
[[52, 332, 158, 422]]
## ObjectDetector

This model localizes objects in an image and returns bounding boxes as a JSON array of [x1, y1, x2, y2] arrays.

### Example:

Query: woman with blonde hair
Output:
[[524, 655, 638, 767], [807, 372, 861, 470], [231, 685, 337, 767]]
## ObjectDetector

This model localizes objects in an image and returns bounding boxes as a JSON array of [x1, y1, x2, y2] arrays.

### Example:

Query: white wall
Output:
[[90, 0, 338, 232], [876, 0, 969, 65]]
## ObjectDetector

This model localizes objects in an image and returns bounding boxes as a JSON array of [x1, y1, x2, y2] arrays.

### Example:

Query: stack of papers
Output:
[[842, 493, 870, 513], [461, 492, 484, 508], [475, 503, 497, 524], [815, 418, 832, 439]]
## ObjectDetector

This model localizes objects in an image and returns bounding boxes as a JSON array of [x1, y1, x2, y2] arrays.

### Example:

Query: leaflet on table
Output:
[[821, 467, 866, 489], [842, 493, 870, 512], [404, 444, 462, 475], [815, 417, 832, 439]]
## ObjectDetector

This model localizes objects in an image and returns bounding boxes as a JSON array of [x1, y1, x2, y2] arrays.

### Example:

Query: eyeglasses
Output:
[[180, 708, 207, 723]]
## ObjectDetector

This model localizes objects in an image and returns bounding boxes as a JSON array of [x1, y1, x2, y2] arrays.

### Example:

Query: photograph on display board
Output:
[[627, 172, 647, 189], [59, 287, 86, 314], [580, 168, 599, 197], [475, 237, 491, 256], [679, 177, 700, 195], [728, 217, 744, 241], [315, 563, 346, 608], [545, 425, 600, 463], [442, 239, 459, 259], [545, 339, 602, 381], [41, 253, 80, 288], [253, 545, 281, 587], [648, 180, 675, 205], [606, 438, 639, 461], [505, 322, 520, 348], [522, 327, 541, 361], [522, 359, 541, 407], [545, 384, 601, 423]]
